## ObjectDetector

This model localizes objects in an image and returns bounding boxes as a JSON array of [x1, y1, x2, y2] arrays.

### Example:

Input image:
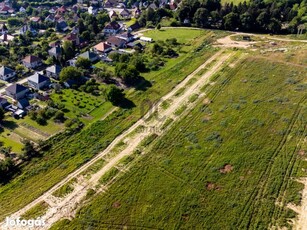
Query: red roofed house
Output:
[[22, 55, 42, 69], [92, 42, 112, 54]]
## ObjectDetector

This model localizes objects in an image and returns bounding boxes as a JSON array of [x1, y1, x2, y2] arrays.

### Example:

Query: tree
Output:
[[0, 108, 4, 122], [106, 85, 124, 105], [96, 67, 113, 83], [59, 66, 82, 83], [53, 111, 65, 122], [22, 140, 36, 160], [223, 12, 239, 30], [193, 8, 209, 27], [62, 41, 75, 60], [115, 63, 140, 85], [75, 57, 92, 70]]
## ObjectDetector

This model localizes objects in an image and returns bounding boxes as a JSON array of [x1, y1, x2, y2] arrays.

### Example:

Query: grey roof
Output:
[[56, 20, 68, 31], [17, 98, 30, 108], [0, 66, 14, 75], [28, 72, 49, 84], [79, 51, 98, 60], [48, 46, 62, 55], [0, 96, 7, 104], [46, 65, 62, 74], [6, 84, 28, 94]]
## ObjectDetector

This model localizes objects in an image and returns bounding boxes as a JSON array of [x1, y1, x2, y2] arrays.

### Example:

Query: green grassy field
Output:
[[144, 28, 207, 43], [0, 28, 222, 220], [52, 56, 307, 229]]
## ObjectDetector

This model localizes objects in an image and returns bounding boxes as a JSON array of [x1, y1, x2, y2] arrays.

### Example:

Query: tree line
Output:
[[138, 0, 306, 34]]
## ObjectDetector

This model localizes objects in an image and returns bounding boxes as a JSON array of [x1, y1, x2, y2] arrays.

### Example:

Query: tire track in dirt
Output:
[[1, 50, 234, 230], [236, 96, 306, 229]]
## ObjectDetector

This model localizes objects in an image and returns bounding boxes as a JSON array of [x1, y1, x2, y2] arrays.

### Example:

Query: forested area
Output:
[[138, 0, 306, 33]]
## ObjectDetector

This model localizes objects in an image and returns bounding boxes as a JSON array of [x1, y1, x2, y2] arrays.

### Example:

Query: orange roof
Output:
[[23, 55, 41, 63], [94, 42, 111, 52]]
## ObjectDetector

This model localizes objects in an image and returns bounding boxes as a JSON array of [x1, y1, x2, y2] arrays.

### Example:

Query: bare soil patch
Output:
[[220, 164, 233, 174], [298, 150, 305, 156], [112, 201, 121, 208]]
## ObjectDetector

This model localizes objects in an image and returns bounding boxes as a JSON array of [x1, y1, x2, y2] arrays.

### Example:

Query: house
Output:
[[0, 33, 14, 44], [92, 42, 112, 54], [116, 32, 134, 42], [57, 6, 67, 15], [17, 98, 30, 109], [106, 36, 126, 48], [119, 9, 130, 19], [0, 23, 8, 35], [49, 6, 58, 14], [56, 20, 69, 32], [0, 66, 16, 81], [64, 33, 80, 46], [127, 41, 144, 50], [88, 6, 98, 15], [5, 84, 29, 100], [45, 14, 55, 23], [78, 51, 99, 62], [108, 10, 118, 19], [19, 25, 36, 35], [19, 6, 26, 13], [30, 17, 41, 23], [104, 21, 121, 35], [45, 65, 62, 79], [28, 72, 50, 90], [0, 96, 10, 110], [0, 5, 14, 15], [104, 0, 118, 8], [22, 55, 42, 69], [128, 21, 141, 32], [48, 46, 62, 59]]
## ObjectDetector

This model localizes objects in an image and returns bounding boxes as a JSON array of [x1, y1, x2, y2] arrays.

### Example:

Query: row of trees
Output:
[[138, 0, 306, 34]]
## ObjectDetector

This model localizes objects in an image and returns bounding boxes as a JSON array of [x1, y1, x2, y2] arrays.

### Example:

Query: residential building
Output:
[[5, 84, 29, 100], [78, 51, 99, 62], [22, 55, 42, 69], [116, 32, 134, 42], [45, 65, 62, 79], [120, 9, 130, 19], [104, 21, 121, 35], [0, 66, 16, 81], [28, 72, 50, 90], [92, 42, 112, 54], [106, 36, 126, 48], [48, 46, 62, 59]]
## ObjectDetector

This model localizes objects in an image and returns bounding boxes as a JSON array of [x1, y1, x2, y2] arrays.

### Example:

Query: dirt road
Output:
[[0, 49, 237, 229]]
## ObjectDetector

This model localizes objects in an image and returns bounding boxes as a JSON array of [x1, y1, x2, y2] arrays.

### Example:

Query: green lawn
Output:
[[0, 129, 23, 153], [0, 28, 222, 220], [50, 89, 108, 121], [56, 57, 307, 229], [143, 28, 208, 43]]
